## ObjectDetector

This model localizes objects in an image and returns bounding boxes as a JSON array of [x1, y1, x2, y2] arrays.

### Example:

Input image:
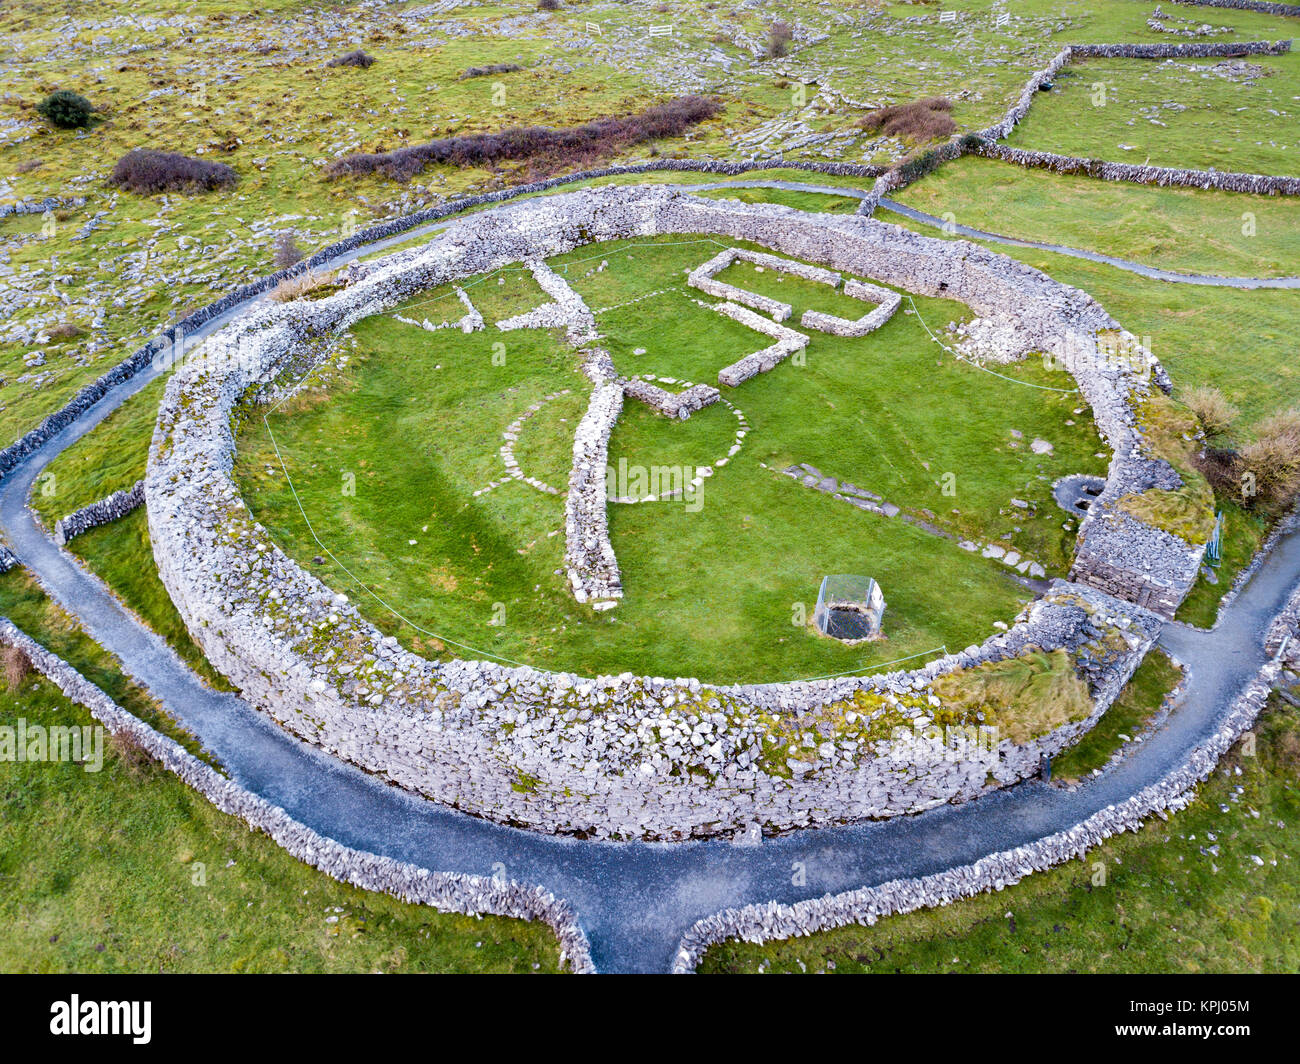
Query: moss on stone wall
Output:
[[930, 647, 1093, 745], [1117, 391, 1216, 545]]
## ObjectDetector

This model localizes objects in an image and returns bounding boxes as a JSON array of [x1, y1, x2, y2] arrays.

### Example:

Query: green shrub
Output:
[[894, 148, 943, 185], [36, 89, 95, 129]]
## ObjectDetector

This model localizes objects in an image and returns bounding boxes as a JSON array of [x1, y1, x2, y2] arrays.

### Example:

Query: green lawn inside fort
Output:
[[234, 232, 1109, 684]]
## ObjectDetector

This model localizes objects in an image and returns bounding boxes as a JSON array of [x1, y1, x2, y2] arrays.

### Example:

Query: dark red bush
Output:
[[325, 95, 722, 183], [859, 97, 957, 143], [109, 149, 238, 194], [327, 50, 375, 69]]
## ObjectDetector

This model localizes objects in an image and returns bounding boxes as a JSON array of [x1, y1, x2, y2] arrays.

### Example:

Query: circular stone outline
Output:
[[145, 185, 1195, 841]]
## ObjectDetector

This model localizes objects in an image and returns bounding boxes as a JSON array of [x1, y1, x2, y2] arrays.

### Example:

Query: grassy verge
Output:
[[1052, 648, 1181, 783], [28, 376, 166, 529], [1176, 503, 1269, 629], [0, 568, 204, 757], [67, 508, 233, 692], [700, 698, 1300, 973], [0, 670, 563, 972]]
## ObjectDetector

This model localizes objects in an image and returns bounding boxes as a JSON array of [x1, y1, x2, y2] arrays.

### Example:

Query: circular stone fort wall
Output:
[[145, 185, 1200, 840]]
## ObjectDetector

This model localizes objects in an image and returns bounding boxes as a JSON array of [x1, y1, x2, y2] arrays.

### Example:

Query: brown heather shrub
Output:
[[1194, 445, 1242, 500], [538, 0, 560, 10], [2, 644, 32, 693], [1238, 408, 1300, 516], [109, 149, 238, 195], [766, 21, 794, 59], [15, 158, 43, 174], [46, 322, 85, 342], [268, 269, 337, 302], [326, 49, 375, 69], [110, 730, 156, 778], [272, 229, 303, 268], [1185, 385, 1239, 441], [325, 95, 723, 183], [859, 96, 957, 143], [461, 63, 522, 79]]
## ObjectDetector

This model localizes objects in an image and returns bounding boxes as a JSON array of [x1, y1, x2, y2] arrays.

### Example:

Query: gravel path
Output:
[[0, 183, 1294, 972]]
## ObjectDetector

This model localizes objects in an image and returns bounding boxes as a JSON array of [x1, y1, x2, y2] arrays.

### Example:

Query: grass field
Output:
[[700, 697, 1300, 973], [28, 376, 166, 529], [235, 231, 1108, 683], [0, 568, 205, 757], [0, 667, 562, 973], [68, 509, 234, 691], [893, 154, 1300, 278], [1010, 52, 1300, 178]]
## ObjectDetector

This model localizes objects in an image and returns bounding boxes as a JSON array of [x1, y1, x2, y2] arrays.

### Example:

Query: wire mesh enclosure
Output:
[[813, 575, 885, 641]]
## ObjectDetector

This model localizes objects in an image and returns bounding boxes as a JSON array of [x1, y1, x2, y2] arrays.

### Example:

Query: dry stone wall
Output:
[[1168, 0, 1300, 16], [53, 480, 144, 546], [688, 250, 793, 321], [565, 376, 624, 609], [802, 279, 901, 337], [712, 301, 809, 387], [976, 141, 1300, 196], [621, 378, 720, 420], [146, 186, 1195, 840]]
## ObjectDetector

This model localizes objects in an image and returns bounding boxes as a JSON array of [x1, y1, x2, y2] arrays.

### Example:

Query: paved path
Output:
[[0, 182, 1294, 972]]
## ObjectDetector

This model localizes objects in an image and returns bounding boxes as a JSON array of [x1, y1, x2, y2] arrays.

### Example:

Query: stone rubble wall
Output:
[[1148, 6, 1234, 37], [802, 280, 902, 337], [145, 186, 1194, 840], [671, 623, 1288, 971], [1263, 576, 1300, 661], [976, 141, 1300, 196], [712, 301, 810, 386], [394, 286, 483, 333], [733, 248, 843, 288], [976, 47, 1076, 142], [0, 617, 594, 973], [1168, 0, 1300, 16], [565, 376, 624, 609], [53, 480, 145, 547], [688, 250, 793, 321], [496, 260, 599, 343], [0, 196, 84, 220], [621, 378, 720, 420], [1070, 38, 1293, 58], [1070, 510, 1206, 619]]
